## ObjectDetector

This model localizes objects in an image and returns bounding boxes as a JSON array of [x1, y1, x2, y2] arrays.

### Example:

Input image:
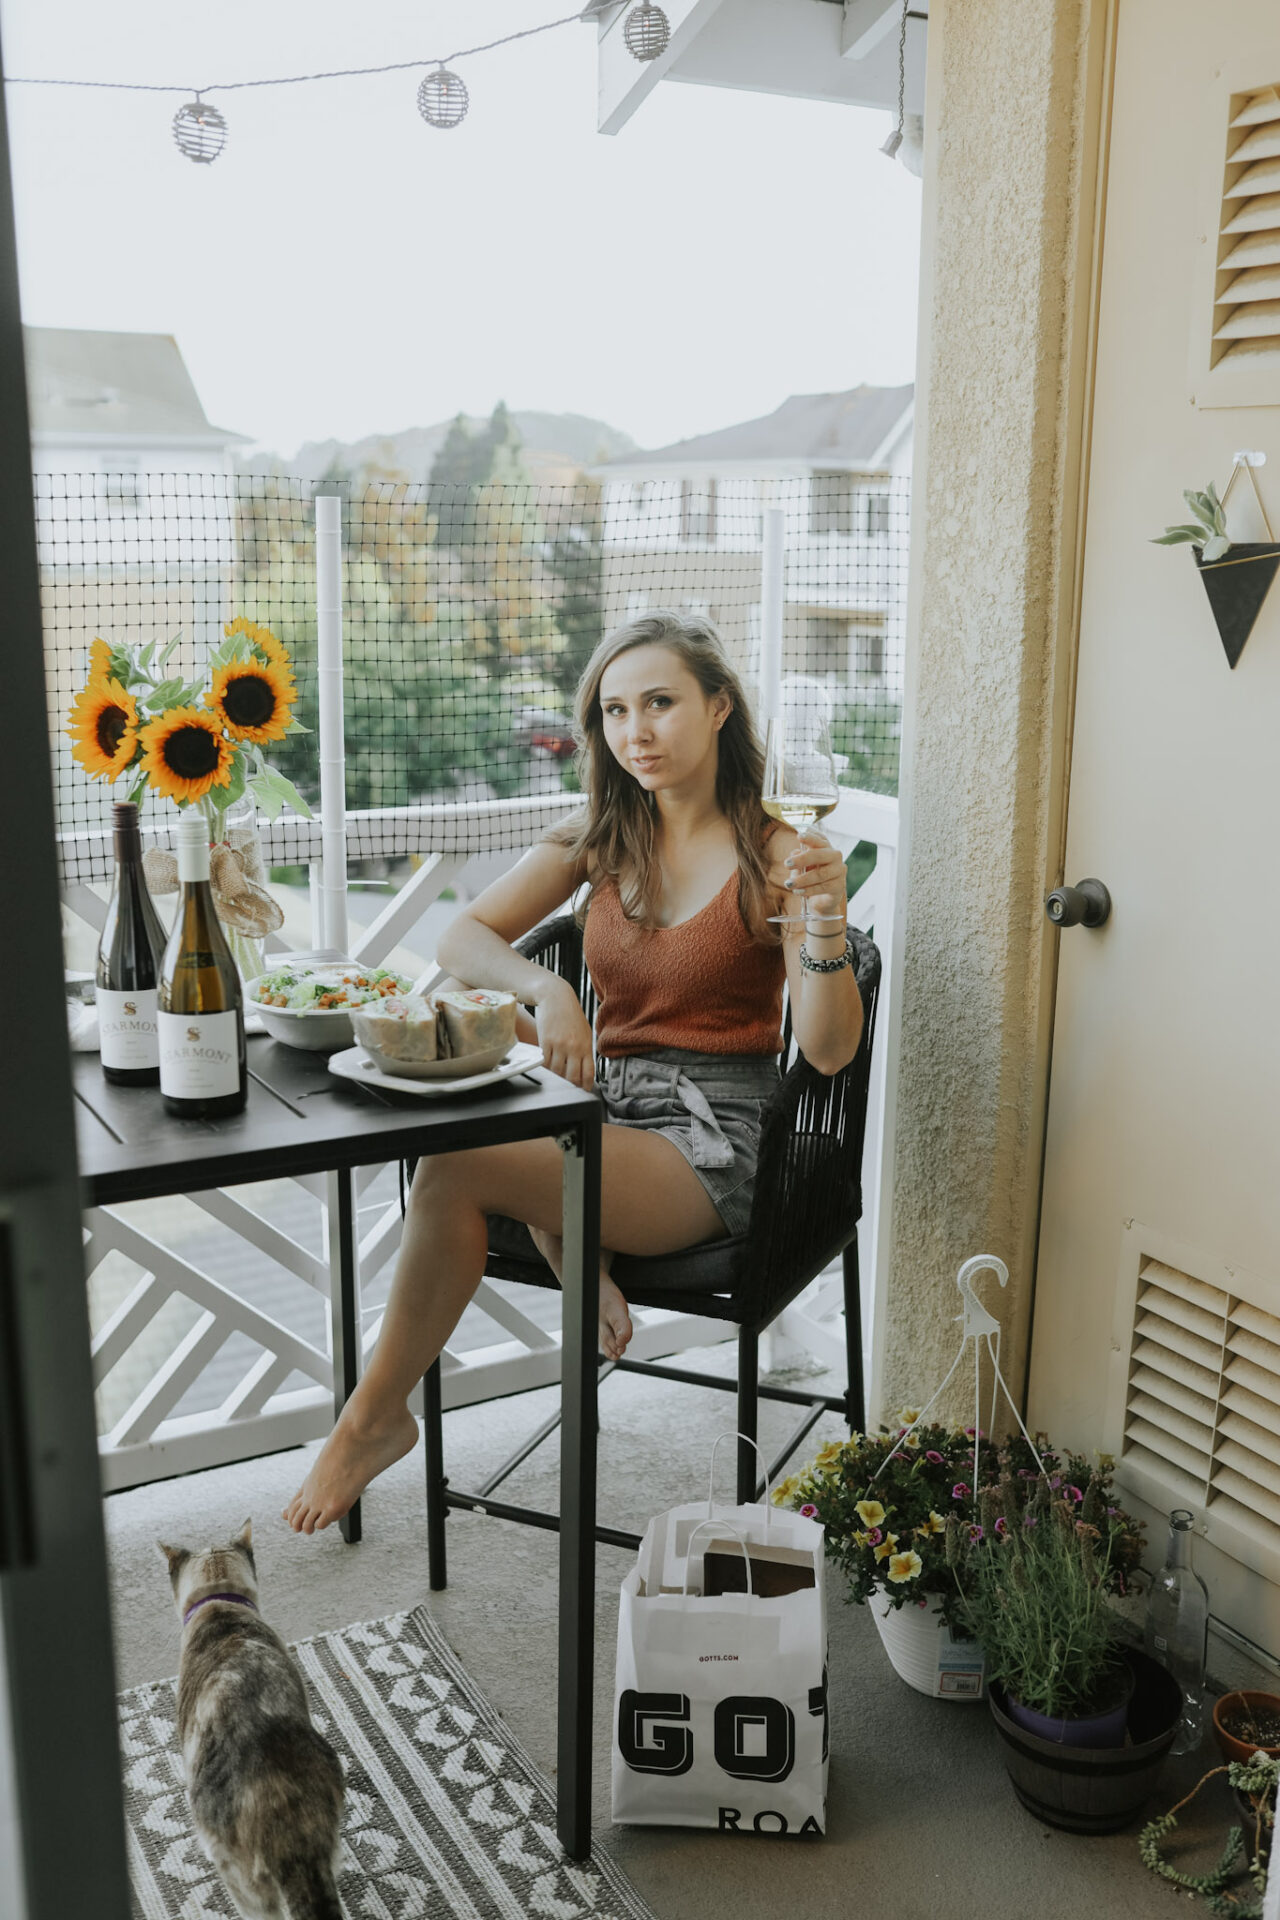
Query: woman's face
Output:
[[598, 644, 730, 796]]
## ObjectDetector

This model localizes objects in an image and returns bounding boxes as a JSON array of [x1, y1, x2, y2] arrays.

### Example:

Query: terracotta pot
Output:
[[1212, 1690, 1280, 1766], [869, 1592, 985, 1700]]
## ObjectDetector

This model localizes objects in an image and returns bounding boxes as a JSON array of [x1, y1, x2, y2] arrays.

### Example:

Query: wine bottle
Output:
[[158, 810, 248, 1118], [1144, 1507, 1210, 1754], [97, 800, 166, 1086]]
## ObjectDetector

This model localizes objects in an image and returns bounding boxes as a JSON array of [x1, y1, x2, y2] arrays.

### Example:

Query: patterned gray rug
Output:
[[119, 1605, 656, 1920]]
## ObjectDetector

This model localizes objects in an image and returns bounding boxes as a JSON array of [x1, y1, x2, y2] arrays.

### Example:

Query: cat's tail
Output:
[[280, 1854, 344, 1920]]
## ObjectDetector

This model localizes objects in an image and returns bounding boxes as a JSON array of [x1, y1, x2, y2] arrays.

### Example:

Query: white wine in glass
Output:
[[762, 713, 841, 927]]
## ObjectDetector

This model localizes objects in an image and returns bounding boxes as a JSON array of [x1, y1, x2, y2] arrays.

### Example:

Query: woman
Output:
[[284, 612, 862, 1534]]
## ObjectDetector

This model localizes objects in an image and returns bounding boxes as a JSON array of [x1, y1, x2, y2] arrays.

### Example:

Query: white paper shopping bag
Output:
[[612, 1444, 829, 1835]]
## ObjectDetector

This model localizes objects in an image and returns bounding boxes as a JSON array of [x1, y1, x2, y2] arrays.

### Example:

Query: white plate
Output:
[[327, 1040, 545, 1098]]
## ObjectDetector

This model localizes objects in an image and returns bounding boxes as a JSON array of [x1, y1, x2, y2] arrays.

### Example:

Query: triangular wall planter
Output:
[[1193, 542, 1280, 669]]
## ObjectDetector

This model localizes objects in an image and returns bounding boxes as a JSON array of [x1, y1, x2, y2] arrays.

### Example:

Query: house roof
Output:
[[598, 384, 913, 475], [24, 327, 247, 445]]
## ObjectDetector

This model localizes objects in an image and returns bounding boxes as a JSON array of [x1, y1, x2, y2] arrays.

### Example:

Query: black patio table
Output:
[[73, 1034, 603, 1861]]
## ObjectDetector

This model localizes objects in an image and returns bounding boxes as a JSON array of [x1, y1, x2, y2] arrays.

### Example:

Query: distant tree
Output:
[[543, 480, 603, 701], [429, 401, 528, 545]]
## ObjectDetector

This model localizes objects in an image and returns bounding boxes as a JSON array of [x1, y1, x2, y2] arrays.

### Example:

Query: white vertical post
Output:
[[315, 493, 348, 957], [760, 505, 785, 724]]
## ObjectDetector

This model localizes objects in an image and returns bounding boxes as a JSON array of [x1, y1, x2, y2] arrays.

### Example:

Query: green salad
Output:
[[252, 966, 414, 1010]]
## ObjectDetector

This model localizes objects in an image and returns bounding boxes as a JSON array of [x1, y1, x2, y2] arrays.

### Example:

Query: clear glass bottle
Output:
[[1145, 1508, 1210, 1753]]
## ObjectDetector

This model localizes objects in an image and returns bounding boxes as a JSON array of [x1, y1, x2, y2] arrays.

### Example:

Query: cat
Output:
[[158, 1519, 346, 1920]]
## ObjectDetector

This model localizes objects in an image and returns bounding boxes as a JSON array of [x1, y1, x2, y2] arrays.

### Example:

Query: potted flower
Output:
[[776, 1416, 1143, 1705], [952, 1482, 1180, 1833]]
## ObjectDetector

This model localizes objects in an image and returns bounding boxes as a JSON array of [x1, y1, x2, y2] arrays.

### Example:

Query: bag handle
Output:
[[707, 1431, 772, 1529], [680, 1519, 754, 1599]]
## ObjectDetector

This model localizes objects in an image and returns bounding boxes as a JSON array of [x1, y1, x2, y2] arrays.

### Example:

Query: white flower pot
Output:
[[869, 1593, 986, 1700]]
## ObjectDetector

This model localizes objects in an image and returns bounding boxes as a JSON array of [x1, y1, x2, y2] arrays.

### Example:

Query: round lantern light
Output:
[[623, 2, 670, 61], [172, 96, 227, 165], [417, 65, 469, 130]]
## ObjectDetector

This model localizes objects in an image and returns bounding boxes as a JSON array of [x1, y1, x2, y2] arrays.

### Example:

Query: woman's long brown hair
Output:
[[552, 610, 778, 941]]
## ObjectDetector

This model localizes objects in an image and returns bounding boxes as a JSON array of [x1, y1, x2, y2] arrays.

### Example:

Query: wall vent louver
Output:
[[1213, 85, 1280, 374], [1121, 1254, 1280, 1571]]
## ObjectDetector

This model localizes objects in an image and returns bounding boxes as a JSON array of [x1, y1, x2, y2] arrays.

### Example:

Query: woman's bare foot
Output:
[[282, 1402, 418, 1534], [598, 1273, 633, 1362], [529, 1227, 633, 1362]]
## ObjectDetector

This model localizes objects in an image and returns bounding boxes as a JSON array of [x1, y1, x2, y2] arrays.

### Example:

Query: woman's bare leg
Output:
[[528, 1228, 630, 1363], [283, 1129, 722, 1532]]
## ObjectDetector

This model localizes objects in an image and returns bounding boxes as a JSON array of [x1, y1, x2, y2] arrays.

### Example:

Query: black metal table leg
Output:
[[327, 1169, 362, 1545], [556, 1112, 601, 1862], [423, 1358, 447, 1589], [843, 1236, 865, 1434]]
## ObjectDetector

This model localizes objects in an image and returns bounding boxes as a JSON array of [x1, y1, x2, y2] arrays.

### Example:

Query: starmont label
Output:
[[158, 1010, 241, 1099], [97, 987, 159, 1070]]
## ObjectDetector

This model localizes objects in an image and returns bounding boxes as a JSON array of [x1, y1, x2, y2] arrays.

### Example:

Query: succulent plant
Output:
[[1153, 483, 1232, 562]]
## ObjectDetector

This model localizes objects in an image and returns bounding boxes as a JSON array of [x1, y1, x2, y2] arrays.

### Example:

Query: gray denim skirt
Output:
[[597, 1048, 782, 1237]]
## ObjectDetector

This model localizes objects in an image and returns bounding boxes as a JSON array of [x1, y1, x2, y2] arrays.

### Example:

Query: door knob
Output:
[[1045, 879, 1111, 928]]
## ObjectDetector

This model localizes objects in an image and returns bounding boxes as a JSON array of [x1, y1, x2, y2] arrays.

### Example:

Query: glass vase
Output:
[[214, 797, 269, 986]]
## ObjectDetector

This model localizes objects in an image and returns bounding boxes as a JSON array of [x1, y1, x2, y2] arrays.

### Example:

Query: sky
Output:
[[0, 1, 922, 461]]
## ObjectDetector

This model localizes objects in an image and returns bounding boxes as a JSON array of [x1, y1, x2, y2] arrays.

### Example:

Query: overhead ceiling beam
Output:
[[840, 0, 900, 60], [595, 0, 730, 135]]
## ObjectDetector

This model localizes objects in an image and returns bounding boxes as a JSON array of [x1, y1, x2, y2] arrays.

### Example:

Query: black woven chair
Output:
[[421, 914, 881, 1588]]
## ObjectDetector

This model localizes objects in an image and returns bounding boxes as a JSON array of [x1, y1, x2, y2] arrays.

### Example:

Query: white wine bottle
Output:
[[97, 800, 167, 1087], [158, 810, 248, 1118]]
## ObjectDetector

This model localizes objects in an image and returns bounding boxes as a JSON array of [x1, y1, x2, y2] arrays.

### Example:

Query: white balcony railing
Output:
[[63, 782, 895, 1491]]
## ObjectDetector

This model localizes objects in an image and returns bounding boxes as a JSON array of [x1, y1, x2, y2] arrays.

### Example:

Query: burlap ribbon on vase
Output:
[[143, 829, 284, 941]]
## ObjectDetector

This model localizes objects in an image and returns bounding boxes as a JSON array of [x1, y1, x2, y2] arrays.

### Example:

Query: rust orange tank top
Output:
[[583, 869, 786, 1058]]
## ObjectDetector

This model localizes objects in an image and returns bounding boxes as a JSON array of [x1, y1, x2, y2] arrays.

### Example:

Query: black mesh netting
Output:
[[42, 472, 906, 885]]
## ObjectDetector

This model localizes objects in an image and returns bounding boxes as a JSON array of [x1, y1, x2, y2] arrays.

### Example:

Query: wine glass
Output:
[[762, 708, 841, 928]]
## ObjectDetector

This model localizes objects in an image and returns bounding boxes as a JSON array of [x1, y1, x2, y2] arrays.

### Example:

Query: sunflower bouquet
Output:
[[67, 616, 310, 824], [773, 1413, 1144, 1628]]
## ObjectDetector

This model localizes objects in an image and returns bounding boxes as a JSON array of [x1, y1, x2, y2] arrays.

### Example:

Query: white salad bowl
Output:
[[246, 961, 415, 1053]]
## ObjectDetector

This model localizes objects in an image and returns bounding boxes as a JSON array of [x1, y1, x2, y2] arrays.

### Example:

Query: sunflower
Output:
[[206, 656, 296, 744], [224, 615, 294, 680], [138, 707, 234, 804], [67, 676, 140, 782]]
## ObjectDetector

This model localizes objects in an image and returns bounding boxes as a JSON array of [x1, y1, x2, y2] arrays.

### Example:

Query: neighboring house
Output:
[[27, 328, 248, 845], [594, 384, 913, 695]]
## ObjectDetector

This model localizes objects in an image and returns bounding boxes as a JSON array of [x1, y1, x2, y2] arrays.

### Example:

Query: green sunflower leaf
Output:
[[247, 772, 285, 821], [144, 677, 187, 709], [252, 766, 313, 819], [209, 753, 247, 813], [283, 715, 313, 733], [137, 639, 156, 672], [158, 631, 184, 670]]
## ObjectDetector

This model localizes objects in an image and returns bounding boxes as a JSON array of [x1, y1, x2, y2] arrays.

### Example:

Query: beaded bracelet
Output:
[[799, 930, 853, 975]]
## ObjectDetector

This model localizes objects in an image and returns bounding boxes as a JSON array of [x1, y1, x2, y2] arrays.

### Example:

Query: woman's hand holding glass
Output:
[[768, 829, 848, 935]]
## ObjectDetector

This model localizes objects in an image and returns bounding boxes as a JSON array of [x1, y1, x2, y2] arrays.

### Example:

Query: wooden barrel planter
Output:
[[987, 1650, 1181, 1834]]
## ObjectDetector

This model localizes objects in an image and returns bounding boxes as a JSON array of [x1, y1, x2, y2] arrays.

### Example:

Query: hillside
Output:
[[239, 410, 638, 485]]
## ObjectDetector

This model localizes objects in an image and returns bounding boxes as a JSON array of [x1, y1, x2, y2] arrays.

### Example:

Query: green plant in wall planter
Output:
[[1154, 474, 1280, 670]]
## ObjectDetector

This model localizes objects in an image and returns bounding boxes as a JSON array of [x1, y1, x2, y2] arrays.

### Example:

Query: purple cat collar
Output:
[[182, 1591, 259, 1627]]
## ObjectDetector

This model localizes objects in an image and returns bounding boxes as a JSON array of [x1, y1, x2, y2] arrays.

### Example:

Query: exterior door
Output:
[[1029, 0, 1280, 1652], [0, 22, 132, 1915]]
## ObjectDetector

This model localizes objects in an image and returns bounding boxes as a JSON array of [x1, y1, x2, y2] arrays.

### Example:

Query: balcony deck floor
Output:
[[105, 1343, 1247, 1920]]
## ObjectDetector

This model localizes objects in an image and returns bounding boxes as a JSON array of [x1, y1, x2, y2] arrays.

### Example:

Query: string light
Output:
[[6, 8, 588, 156], [623, 3, 670, 61], [172, 96, 227, 165], [417, 65, 469, 130]]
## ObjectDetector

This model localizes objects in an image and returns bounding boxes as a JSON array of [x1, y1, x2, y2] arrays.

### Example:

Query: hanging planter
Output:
[[1193, 542, 1280, 669], [1153, 458, 1280, 669], [869, 1593, 985, 1700]]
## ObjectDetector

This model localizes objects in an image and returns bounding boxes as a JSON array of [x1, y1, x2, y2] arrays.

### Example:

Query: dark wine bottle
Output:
[[157, 810, 248, 1118], [97, 800, 166, 1086]]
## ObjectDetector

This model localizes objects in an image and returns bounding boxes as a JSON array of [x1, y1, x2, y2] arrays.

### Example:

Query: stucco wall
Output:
[[876, 0, 1108, 1421]]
